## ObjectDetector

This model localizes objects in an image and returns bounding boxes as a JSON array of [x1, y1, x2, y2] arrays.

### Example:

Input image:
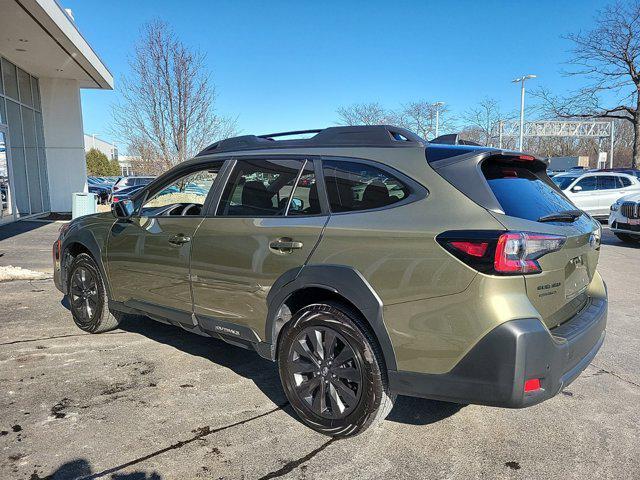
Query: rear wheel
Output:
[[278, 303, 395, 437], [614, 232, 640, 244], [67, 253, 130, 333]]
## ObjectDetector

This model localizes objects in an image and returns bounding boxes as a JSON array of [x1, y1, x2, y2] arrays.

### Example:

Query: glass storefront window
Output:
[[0, 56, 49, 220], [17, 68, 33, 108], [1, 58, 18, 101]]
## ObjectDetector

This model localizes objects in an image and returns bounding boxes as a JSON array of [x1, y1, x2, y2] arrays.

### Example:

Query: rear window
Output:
[[483, 164, 576, 222]]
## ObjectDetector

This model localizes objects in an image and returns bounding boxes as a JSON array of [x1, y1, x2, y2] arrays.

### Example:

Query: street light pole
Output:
[[433, 102, 445, 139], [511, 75, 536, 151]]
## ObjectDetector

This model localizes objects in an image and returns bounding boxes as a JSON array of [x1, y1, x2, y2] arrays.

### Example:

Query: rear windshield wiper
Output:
[[537, 209, 583, 223]]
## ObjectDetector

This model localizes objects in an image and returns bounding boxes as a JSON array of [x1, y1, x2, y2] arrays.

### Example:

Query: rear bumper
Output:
[[388, 295, 607, 408]]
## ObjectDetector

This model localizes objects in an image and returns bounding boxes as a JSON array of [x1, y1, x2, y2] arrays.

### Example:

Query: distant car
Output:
[[110, 184, 145, 203], [609, 192, 640, 244], [112, 176, 154, 193], [552, 171, 640, 218], [88, 184, 110, 204], [87, 178, 110, 204]]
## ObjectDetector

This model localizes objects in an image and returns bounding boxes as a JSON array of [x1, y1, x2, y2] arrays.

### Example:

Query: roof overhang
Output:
[[0, 0, 113, 89]]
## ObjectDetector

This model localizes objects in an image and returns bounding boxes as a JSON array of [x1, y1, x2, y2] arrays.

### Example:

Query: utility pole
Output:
[[609, 121, 615, 168], [511, 75, 536, 151], [433, 102, 445, 139]]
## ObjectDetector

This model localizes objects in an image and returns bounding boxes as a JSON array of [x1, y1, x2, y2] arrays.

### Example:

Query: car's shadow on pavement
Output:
[[112, 312, 463, 427], [36, 457, 161, 480], [60, 297, 463, 427]]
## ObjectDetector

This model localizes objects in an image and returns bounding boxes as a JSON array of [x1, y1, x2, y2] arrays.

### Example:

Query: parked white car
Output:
[[551, 172, 640, 218], [609, 192, 640, 243]]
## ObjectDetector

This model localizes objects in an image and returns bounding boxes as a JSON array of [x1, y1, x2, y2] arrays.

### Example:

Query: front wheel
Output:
[[277, 303, 395, 437], [67, 253, 128, 333]]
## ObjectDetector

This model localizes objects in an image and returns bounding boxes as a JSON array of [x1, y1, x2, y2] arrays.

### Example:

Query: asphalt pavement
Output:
[[0, 221, 638, 479]]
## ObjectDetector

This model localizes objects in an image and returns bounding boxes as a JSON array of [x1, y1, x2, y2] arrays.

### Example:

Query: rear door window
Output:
[[483, 163, 577, 221], [596, 176, 618, 190], [322, 160, 409, 213]]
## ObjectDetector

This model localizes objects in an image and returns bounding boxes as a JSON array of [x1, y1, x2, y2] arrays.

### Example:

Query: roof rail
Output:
[[196, 125, 425, 156]]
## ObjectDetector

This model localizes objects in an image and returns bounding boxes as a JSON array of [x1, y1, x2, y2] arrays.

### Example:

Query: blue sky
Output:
[[64, 0, 607, 150]]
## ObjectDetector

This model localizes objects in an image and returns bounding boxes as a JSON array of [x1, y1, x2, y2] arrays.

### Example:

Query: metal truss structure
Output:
[[493, 120, 615, 167]]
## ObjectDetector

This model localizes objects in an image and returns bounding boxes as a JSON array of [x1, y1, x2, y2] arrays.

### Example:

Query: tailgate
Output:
[[493, 212, 600, 328], [430, 151, 602, 329]]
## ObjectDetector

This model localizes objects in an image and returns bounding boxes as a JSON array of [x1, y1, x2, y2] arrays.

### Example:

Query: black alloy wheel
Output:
[[287, 326, 363, 419], [278, 302, 395, 437], [69, 266, 100, 323]]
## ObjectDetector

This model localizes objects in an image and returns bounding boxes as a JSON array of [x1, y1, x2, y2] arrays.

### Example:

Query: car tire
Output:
[[278, 302, 395, 437], [614, 232, 640, 244], [67, 253, 131, 333]]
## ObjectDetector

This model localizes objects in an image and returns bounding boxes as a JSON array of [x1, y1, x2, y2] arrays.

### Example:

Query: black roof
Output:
[[196, 125, 426, 156]]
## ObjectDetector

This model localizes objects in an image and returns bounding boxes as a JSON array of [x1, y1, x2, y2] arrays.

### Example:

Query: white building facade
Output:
[[0, 0, 112, 224]]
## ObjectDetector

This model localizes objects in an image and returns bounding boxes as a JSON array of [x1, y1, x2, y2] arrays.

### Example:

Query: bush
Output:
[[86, 148, 121, 176]]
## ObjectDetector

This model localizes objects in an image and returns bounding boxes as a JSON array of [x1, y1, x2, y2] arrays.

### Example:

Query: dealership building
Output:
[[0, 0, 112, 225]]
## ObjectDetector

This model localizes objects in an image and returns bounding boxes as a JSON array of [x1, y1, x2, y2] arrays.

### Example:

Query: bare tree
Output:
[[336, 102, 393, 125], [112, 20, 237, 171], [460, 98, 514, 146], [396, 100, 455, 140], [535, 1, 640, 167]]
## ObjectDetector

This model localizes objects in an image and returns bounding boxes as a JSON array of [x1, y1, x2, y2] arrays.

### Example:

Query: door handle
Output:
[[269, 238, 303, 252], [168, 234, 191, 246]]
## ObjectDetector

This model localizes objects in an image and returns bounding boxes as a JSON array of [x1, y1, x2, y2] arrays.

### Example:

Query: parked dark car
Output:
[[87, 178, 110, 204]]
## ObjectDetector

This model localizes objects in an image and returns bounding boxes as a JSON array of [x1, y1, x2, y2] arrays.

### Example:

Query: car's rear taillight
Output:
[[437, 230, 565, 275], [494, 232, 565, 274], [112, 196, 119, 203], [449, 241, 488, 257]]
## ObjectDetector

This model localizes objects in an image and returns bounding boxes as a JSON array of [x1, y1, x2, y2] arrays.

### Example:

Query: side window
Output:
[[217, 159, 304, 216], [288, 161, 321, 215], [140, 167, 219, 216], [322, 160, 409, 212], [597, 175, 618, 190], [575, 176, 597, 191], [619, 176, 632, 188]]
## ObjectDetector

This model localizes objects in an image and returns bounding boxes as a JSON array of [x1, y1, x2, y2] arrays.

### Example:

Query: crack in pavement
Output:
[[0, 331, 128, 346], [257, 438, 337, 480], [591, 363, 640, 389], [75, 403, 288, 479]]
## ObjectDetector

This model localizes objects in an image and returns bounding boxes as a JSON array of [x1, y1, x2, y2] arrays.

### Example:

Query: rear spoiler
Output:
[[430, 133, 482, 146]]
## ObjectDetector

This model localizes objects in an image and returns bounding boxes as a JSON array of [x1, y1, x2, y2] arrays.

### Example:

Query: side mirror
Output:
[[571, 185, 583, 192], [111, 199, 135, 219], [290, 197, 304, 212]]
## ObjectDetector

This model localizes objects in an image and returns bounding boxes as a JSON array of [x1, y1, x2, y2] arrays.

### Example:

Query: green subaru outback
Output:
[[53, 126, 607, 437]]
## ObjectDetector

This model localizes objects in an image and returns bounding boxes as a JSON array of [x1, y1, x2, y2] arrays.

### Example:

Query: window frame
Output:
[[130, 160, 228, 219], [211, 155, 329, 218], [319, 155, 428, 215]]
